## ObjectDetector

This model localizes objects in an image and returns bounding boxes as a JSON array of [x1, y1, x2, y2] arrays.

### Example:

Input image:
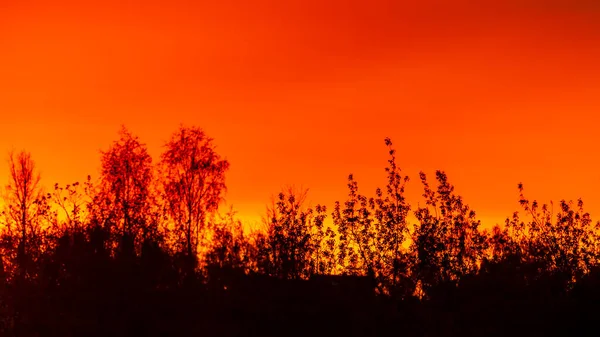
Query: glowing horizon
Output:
[[1, 0, 599, 229]]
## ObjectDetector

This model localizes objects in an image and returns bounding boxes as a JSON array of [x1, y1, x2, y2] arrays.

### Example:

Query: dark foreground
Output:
[[2, 260, 600, 337]]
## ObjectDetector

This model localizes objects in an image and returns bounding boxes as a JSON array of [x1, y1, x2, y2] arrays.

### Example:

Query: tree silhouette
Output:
[[159, 125, 229, 272], [1, 150, 51, 279], [94, 126, 154, 256]]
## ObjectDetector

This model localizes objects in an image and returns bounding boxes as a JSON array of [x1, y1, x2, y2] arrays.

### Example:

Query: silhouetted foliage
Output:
[[2, 131, 600, 337], [205, 208, 248, 271], [1, 151, 53, 280], [160, 125, 229, 275], [412, 170, 488, 297], [92, 126, 154, 257], [332, 138, 413, 297], [499, 184, 599, 288], [253, 188, 328, 280]]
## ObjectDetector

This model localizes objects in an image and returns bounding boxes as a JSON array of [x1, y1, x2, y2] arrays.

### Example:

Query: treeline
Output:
[[0, 125, 598, 336]]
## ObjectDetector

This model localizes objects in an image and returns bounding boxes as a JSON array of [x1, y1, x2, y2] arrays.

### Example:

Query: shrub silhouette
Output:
[[412, 170, 488, 298], [332, 138, 413, 298]]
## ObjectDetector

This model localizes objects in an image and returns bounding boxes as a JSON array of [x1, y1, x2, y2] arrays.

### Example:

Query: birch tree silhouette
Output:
[[95, 126, 153, 256], [159, 125, 229, 272]]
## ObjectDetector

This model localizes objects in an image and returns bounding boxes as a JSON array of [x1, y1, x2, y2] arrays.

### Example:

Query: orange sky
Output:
[[1, 0, 599, 228]]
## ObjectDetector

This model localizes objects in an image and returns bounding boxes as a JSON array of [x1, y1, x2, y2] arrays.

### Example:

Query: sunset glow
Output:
[[1, 0, 599, 227]]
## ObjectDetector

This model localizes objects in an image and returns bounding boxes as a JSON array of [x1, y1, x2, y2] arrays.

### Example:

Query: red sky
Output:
[[1, 0, 599, 228]]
